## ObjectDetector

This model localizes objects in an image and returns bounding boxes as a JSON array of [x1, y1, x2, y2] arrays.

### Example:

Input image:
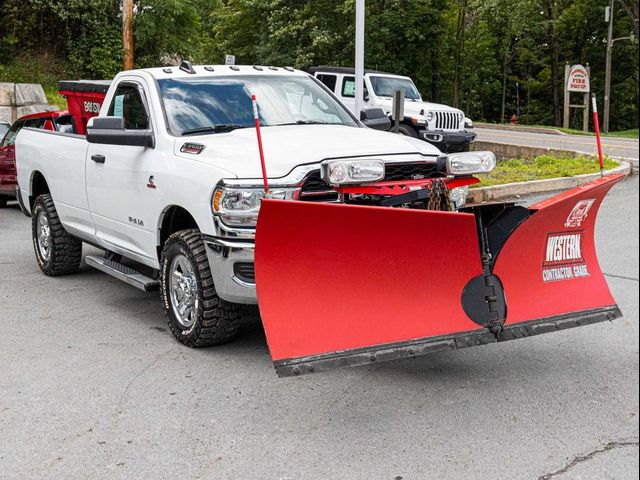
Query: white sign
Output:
[[567, 64, 590, 93], [225, 54, 236, 66]]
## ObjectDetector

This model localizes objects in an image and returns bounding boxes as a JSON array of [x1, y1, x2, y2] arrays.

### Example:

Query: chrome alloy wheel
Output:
[[169, 254, 199, 329], [36, 210, 52, 261]]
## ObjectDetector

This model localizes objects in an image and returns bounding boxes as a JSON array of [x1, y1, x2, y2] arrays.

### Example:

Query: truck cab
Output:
[[310, 66, 476, 153]]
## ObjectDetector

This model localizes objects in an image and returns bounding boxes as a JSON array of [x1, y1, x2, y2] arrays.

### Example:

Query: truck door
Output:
[[85, 80, 157, 266]]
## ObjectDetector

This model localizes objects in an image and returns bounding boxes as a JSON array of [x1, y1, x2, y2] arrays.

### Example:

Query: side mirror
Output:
[[87, 116, 155, 148], [360, 107, 391, 132]]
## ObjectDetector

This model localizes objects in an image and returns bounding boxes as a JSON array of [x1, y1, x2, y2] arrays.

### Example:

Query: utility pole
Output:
[[603, 0, 615, 133], [123, 0, 134, 70], [355, 0, 365, 118]]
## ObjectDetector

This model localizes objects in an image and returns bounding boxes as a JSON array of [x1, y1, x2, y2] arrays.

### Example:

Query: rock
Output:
[[14, 83, 48, 106], [0, 106, 13, 123], [0, 83, 15, 106]]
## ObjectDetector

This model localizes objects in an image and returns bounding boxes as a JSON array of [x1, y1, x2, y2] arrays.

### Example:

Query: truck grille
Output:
[[434, 112, 463, 131], [299, 162, 440, 202]]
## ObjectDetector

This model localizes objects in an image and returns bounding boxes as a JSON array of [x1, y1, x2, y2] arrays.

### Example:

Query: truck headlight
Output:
[[426, 111, 435, 122], [212, 186, 298, 227], [321, 159, 385, 185], [446, 151, 496, 175]]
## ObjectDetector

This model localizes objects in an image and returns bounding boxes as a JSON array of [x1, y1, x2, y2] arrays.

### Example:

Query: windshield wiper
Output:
[[181, 124, 250, 136], [274, 120, 331, 126]]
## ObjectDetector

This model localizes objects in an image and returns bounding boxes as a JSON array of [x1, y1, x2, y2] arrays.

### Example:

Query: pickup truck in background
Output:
[[310, 66, 476, 153], [15, 62, 495, 349]]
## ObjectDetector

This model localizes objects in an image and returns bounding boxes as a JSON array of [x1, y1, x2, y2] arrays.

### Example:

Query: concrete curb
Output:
[[468, 160, 632, 203], [474, 123, 565, 135]]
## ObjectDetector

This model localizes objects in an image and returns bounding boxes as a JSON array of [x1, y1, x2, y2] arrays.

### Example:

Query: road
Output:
[[476, 127, 639, 165], [0, 178, 638, 480]]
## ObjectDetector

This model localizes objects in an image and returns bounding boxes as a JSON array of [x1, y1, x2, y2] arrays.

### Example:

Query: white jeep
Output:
[[310, 66, 476, 153]]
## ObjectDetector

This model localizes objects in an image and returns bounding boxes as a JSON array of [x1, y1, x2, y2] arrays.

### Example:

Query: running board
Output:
[[85, 255, 159, 292]]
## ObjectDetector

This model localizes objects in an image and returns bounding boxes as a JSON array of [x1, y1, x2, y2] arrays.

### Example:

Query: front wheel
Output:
[[160, 229, 241, 347], [397, 124, 419, 138], [31, 194, 82, 275]]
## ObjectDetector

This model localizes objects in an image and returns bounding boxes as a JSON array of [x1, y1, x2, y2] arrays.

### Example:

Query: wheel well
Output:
[[29, 171, 50, 210], [158, 206, 199, 257]]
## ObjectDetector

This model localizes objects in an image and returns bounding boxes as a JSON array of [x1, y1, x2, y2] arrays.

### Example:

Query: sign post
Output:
[[354, 0, 365, 118], [392, 90, 405, 133], [563, 64, 591, 131]]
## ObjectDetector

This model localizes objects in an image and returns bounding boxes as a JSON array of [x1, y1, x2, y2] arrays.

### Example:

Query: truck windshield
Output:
[[157, 75, 358, 135], [369, 76, 421, 101]]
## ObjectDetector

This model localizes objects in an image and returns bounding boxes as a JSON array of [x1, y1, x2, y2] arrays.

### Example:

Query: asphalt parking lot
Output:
[[1, 177, 638, 480]]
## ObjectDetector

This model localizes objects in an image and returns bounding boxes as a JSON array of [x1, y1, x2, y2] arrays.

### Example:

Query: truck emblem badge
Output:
[[181, 142, 205, 154], [147, 175, 156, 189], [565, 199, 595, 228], [411, 174, 425, 180]]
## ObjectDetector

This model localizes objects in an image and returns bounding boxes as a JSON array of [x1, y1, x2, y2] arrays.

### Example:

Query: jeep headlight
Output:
[[426, 111, 435, 122], [321, 159, 385, 185], [212, 186, 298, 227], [409, 115, 427, 125], [446, 151, 496, 175]]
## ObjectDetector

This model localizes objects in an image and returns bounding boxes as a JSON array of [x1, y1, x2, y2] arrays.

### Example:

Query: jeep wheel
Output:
[[0, 196, 8, 208], [160, 229, 241, 347], [32, 194, 82, 275], [397, 124, 419, 138]]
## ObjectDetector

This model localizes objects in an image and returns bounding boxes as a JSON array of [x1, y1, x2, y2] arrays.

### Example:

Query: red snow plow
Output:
[[254, 171, 623, 377]]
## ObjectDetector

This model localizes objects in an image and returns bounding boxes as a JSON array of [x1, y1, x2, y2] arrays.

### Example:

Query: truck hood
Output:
[[375, 98, 463, 116], [174, 124, 441, 179]]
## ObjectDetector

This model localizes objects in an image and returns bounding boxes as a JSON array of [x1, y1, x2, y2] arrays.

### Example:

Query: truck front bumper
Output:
[[202, 235, 258, 305], [421, 130, 477, 146]]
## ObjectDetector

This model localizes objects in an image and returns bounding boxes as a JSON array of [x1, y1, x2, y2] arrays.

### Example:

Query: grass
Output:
[[474, 155, 619, 187]]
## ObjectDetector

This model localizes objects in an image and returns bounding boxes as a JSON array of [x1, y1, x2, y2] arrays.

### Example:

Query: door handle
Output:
[[91, 154, 106, 164]]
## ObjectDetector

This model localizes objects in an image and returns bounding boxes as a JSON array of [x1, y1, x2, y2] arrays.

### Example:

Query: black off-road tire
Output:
[[160, 229, 241, 347], [397, 124, 419, 138], [0, 196, 8, 208], [32, 194, 82, 276]]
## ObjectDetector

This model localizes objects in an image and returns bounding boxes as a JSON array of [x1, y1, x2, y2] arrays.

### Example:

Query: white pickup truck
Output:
[[15, 62, 494, 348], [310, 67, 476, 153]]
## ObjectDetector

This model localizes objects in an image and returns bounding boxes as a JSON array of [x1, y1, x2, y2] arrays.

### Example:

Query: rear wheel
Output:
[[160, 229, 241, 347], [0, 196, 8, 208], [31, 194, 82, 275]]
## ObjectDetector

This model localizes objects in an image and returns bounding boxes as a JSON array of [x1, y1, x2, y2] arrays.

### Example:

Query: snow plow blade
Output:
[[255, 174, 623, 377], [492, 173, 623, 340]]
